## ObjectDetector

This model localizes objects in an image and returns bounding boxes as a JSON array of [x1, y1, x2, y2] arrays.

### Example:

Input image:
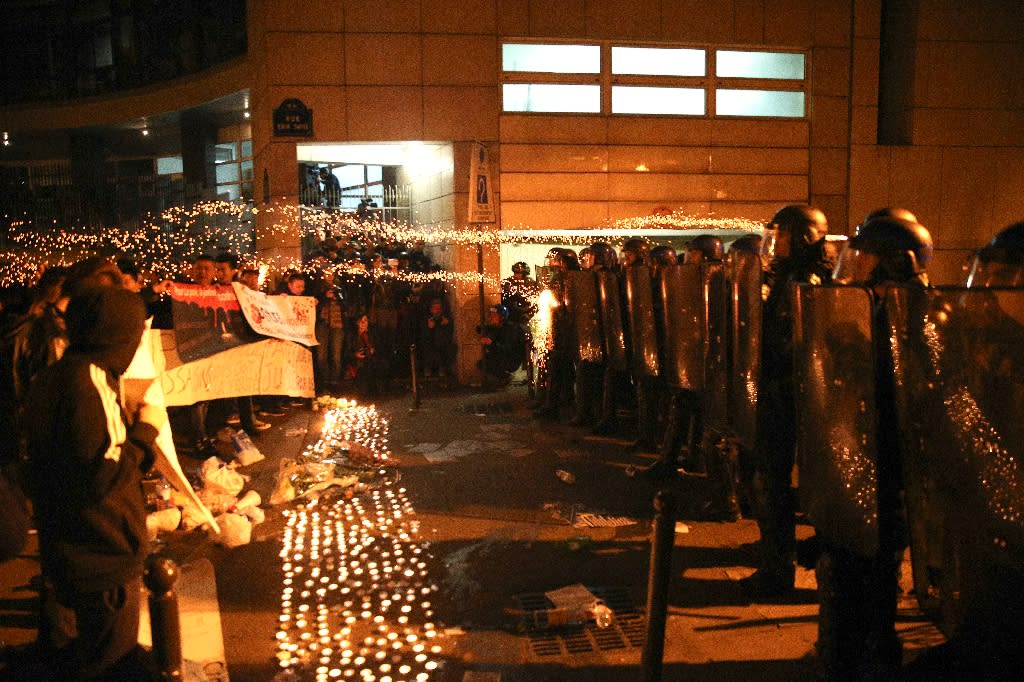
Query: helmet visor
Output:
[[965, 258, 1024, 288], [761, 227, 791, 260], [832, 246, 880, 285]]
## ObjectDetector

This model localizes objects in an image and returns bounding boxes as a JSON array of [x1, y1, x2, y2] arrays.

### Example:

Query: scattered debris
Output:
[[572, 512, 637, 529], [555, 469, 575, 484]]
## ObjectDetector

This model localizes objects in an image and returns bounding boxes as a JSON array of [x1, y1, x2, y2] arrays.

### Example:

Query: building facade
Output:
[[2, 0, 1023, 379]]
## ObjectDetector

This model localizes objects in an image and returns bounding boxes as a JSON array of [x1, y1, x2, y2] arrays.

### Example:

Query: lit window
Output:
[[156, 156, 183, 175], [612, 87, 705, 115], [716, 50, 805, 79], [503, 84, 601, 113], [612, 47, 705, 76], [215, 163, 240, 184], [716, 89, 805, 117], [502, 44, 600, 74], [214, 142, 238, 163]]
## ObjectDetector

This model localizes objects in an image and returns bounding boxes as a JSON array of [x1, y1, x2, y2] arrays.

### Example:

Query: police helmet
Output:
[[684, 235, 724, 264], [965, 221, 1024, 288], [621, 238, 651, 267], [728, 233, 763, 254], [649, 244, 678, 267], [762, 204, 828, 260], [512, 261, 530, 275], [860, 207, 918, 227], [833, 215, 932, 286], [588, 242, 618, 271]]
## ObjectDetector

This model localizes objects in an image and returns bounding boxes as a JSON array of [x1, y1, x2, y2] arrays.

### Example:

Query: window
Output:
[[503, 84, 601, 113], [502, 44, 600, 73], [716, 90, 805, 117], [612, 47, 705, 77], [156, 156, 183, 176], [502, 41, 806, 118], [612, 87, 704, 115], [716, 50, 805, 79], [214, 129, 253, 201]]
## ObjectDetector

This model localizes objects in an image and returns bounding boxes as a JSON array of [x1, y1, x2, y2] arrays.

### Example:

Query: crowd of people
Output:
[[0, 232, 462, 678], [1, 210, 1022, 678]]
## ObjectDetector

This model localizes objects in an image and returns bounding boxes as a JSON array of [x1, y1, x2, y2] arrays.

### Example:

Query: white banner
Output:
[[468, 142, 495, 224], [123, 323, 220, 533], [231, 282, 318, 347], [154, 330, 315, 407]]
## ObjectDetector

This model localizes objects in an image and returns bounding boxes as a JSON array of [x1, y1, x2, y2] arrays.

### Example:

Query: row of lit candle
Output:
[[275, 400, 443, 680]]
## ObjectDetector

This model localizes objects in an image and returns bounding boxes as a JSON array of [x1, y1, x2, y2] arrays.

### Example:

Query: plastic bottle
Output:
[[555, 469, 575, 484], [591, 600, 614, 628]]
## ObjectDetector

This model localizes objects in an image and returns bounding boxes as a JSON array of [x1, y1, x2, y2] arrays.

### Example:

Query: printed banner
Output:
[[231, 282, 318, 347], [169, 283, 259, 363], [155, 330, 314, 407]]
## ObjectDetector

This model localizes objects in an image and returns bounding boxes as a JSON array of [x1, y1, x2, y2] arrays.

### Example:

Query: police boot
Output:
[[741, 473, 796, 597], [629, 382, 659, 453], [591, 369, 620, 436], [814, 546, 863, 680]]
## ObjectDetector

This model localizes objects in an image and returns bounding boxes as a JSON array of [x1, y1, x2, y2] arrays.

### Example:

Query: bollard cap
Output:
[[144, 555, 180, 593], [653, 489, 677, 515]]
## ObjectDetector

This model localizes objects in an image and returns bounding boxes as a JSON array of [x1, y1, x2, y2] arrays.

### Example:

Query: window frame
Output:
[[500, 39, 808, 119]]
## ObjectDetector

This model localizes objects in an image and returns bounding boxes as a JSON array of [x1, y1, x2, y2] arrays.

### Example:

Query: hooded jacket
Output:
[[24, 286, 159, 596]]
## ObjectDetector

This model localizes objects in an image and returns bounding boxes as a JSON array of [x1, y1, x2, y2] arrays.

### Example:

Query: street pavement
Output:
[[1, 377, 947, 681]]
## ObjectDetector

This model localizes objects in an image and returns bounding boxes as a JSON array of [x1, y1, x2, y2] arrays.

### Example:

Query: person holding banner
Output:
[[214, 252, 271, 434]]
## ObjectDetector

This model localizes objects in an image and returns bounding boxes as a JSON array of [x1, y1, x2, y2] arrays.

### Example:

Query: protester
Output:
[[23, 286, 164, 679]]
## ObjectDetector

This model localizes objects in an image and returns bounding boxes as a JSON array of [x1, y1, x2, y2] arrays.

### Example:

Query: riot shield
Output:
[[726, 251, 762, 450], [792, 284, 879, 557], [887, 286, 1024, 638], [659, 264, 705, 391], [596, 271, 627, 372], [623, 266, 659, 378], [565, 270, 603, 363], [702, 263, 729, 431]]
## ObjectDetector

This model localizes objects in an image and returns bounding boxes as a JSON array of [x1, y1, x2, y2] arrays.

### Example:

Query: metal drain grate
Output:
[[511, 586, 646, 657]]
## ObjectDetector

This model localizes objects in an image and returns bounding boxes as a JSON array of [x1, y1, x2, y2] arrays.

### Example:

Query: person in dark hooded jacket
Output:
[[24, 285, 164, 680]]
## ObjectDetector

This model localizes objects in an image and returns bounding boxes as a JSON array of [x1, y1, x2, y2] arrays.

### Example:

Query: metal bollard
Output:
[[641, 489, 677, 682], [409, 344, 420, 410], [144, 554, 183, 680]]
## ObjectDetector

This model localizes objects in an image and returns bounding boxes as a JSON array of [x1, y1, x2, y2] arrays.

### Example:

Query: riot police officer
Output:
[[682, 234, 725, 265], [501, 261, 540, 325], [650, 235, 726, 478], [816, 211, 932, 680], [629, 245, 676, 453], [533, 248, 579, 421], [570, 242, 618, 429], [964, 220, 1024, 287], [742, 204, 834, 598]]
